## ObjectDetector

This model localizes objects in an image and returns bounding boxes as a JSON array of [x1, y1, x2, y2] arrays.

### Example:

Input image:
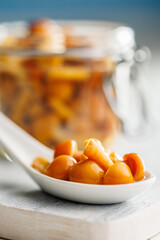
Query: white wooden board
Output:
[[0, 155, 160, 240]]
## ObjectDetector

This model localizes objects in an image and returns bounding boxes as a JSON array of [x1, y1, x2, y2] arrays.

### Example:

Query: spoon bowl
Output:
[[0, 112, 156, 204], [30, 168, 155, 204]]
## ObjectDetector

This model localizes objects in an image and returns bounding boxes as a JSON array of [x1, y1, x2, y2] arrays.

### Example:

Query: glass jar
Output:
[[0, 19, 148, 148]]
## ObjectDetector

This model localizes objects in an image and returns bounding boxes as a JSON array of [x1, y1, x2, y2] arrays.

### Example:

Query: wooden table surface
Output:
[[1, 132, 160, 240]]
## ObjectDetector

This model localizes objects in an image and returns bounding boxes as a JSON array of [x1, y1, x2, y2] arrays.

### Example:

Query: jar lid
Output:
[[0, 19, 135, 60]]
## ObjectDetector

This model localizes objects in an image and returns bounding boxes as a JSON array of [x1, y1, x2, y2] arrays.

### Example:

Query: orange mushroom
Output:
[[123, 153, 145, 181], [45, 155, 76, 180], [109, 152, 123, 163], [69, 160, 105, 184], [103, 162, 134, 185], [73, 150, 88, 162], [83, 139, 113, 171], [84, 138, 104, 149], [54, 140, 78, 158], [32, 157, 50, 173]]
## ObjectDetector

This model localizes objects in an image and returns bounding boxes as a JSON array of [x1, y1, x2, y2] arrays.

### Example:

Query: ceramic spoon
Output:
[[0, 112, 156, 204]]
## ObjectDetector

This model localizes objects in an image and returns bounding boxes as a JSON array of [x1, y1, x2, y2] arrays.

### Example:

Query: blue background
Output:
[[0, 0, 160, 50]]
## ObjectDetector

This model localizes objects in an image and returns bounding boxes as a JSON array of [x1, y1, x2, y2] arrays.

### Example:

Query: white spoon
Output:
[[0, 112, 156, 204]]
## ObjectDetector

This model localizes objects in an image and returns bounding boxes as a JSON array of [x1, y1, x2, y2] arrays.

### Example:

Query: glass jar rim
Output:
[[0, 20, 136, 60]]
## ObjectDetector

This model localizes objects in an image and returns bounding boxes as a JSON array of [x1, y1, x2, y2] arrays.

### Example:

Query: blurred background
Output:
[[0, 0, 159, 48], [0, 0, 159, 95]]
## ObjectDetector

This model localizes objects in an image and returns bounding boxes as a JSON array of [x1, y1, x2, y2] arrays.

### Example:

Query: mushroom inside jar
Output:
[[0, 19, 119, 149]]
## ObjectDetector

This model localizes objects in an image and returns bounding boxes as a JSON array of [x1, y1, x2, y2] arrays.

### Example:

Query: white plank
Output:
[[0, 158, 160, 240]]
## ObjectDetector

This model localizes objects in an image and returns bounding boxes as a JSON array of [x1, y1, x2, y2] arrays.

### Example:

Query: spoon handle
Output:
[[0, 112, 53, 165]]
